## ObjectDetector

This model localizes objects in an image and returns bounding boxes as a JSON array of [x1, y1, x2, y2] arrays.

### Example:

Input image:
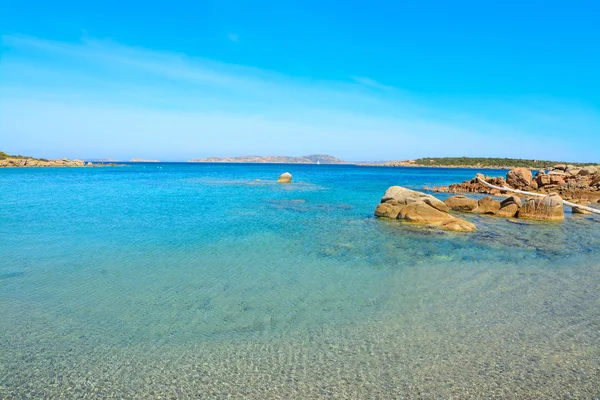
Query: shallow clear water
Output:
[[1, 164, 599, 398]]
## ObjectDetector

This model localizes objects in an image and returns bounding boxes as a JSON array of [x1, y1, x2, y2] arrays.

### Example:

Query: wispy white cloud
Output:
[[349, 76, 395, 91], [1, 34, 598, 161]]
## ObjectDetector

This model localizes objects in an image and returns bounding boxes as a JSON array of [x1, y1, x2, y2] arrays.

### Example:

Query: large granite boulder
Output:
[[565, 165, 578, 174], [517, 194, 565, 221], [496, 196, 522, 218], [374, 203, 402, 219], [506, 168, 532, 189], [535, 172, 551, 187], [277, 172, 292, 183], [501, 196, 522, 208], [578, 166, 598, 176], [375, 186, 476, 231], [444, 195, 479, 211], [496, 203, 520, 218], [472, 196, 502, 215]]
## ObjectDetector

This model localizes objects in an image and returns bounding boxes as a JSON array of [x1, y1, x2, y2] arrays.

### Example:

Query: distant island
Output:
[[364, 157, 599, 169], [131, 158, 160, 162], [189, 154, 348, 164]]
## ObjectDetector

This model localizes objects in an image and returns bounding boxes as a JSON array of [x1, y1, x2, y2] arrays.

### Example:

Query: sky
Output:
[[1, 0, 599, 162]]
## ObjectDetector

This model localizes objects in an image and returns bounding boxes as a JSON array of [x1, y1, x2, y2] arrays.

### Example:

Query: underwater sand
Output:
[[0, 164, 598, 398]]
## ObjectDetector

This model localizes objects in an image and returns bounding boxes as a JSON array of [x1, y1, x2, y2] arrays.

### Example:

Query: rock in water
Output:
[[572, 206, 592, 215], [496, 203, 520, 218], [444, 195, 479, 212], [517, 194, 565, 221], [374, 203, 403, 219], [277, 172, 292, 183], [500, 196, 523, 208], [496, 196, 522, 218], [375, 186, 476, 232], [472, 196, 502, 215], [506, 167, 533, 189]]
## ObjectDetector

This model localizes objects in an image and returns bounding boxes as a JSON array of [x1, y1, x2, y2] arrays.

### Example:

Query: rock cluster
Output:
[[445, 194, 565, 221], [0, 158, 88, 168], [433, 174, 509, 196], [375, 186, 476, 232], [433, 165, 600, 203]]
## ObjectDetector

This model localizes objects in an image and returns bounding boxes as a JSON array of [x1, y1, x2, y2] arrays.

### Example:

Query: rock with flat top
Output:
[[444, 195, 479, 212]]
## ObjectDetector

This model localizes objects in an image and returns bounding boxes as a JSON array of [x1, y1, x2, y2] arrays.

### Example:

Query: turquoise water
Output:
[[1, 164, 599, 398]]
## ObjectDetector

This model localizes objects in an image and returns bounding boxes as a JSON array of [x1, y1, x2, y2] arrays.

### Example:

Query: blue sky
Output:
[[1, 0, 599, 161]]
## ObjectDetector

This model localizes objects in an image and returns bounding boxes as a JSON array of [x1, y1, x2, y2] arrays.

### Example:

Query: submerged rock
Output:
[[572, 206, 592, 215], [375, 186, 476, 232], [517, 194, 565, 221], [277, 172, 292, 183]]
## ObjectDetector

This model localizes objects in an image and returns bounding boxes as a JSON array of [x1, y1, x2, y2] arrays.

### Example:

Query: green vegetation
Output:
[[0, 151, 28, 160], [412, 157, 598, 168], [0, 152, 48, 161]]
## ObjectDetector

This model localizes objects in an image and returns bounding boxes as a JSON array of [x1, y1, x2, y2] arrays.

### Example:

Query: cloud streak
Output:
[[1, 34, 599, 161]]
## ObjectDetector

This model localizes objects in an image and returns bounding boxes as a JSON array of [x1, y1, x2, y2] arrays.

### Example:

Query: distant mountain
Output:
[[189, 154, 348, 164], [131, 158, 160, 162]]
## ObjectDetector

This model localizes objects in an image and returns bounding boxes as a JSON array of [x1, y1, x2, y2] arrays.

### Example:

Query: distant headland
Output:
[[189, 154, 348, 164], [361, 157, 599, 169], [0, 152, 119, 168]]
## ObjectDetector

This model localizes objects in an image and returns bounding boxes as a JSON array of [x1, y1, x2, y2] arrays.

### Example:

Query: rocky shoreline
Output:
[[375, 165, 599, 232], [431, 165, 600, 204], [0, 157, 121, 168], [360, 160, 520, 169]]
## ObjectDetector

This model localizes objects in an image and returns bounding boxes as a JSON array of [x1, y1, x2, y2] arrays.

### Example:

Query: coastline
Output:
[[356, 163, 515, 169], [0, 158, 123, 168]]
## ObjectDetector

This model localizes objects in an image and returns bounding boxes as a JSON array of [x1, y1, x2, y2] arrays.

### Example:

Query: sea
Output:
[[1, 163, 598, 399]]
